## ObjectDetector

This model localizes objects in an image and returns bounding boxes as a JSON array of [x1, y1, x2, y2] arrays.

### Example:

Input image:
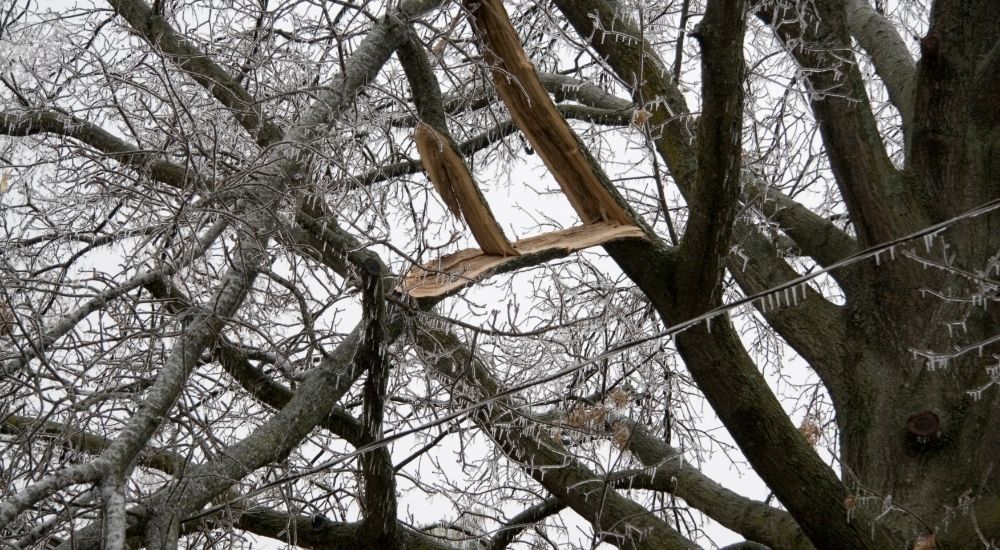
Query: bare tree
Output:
[[1, 0, 998, 548]]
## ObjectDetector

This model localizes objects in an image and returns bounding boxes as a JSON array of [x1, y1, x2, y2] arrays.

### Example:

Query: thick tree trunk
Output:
[[841, 270, 1000, 546], [839, 2, 1000, 544]]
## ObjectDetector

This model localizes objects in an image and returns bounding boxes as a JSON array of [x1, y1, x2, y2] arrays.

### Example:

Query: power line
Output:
[[187, 195, 1000, 521]]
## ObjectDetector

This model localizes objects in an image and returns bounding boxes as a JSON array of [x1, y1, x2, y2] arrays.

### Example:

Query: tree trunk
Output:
[[838, 1, 1000, 544]]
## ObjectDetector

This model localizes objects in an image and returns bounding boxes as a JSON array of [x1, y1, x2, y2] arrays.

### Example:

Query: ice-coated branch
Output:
[[675, 0, 749, 310], [0, 109, 209, 191], [413, 324, 699, 550], [758, 0, 927, 246], [0, 461, 106, 529], [0, 219, 226, 380], [844, 0, 916, 128], [485, 497, 566, 550], [612, 419, 812, 549]]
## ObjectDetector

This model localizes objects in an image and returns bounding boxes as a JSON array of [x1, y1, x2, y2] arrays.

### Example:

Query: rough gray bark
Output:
[[844, 0, 916, 129]]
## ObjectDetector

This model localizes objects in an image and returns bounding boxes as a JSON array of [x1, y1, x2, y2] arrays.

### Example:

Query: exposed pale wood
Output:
[[465, 0, 634, 226], [399, 222, 645, 298], [414, 123, 518, 256]]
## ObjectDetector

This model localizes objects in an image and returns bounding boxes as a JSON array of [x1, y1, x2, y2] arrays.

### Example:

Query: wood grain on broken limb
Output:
[[399, 222, 645, 298], [465, 0, 634, 226], [414, 123, 518, 256]]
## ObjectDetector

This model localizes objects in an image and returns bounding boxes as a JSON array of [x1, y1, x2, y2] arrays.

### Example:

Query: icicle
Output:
[[889, 246, 896, 261], [705, 316, 712, 333], [875, 250, 881, 266], [924, 234, 934, 252]]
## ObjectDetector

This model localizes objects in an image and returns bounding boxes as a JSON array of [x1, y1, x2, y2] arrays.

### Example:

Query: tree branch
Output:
[[542, 73, 859, 273], [230, 505, 455, 550], [0, 219, 225, 380], [413, 325, 699, 550], [675, 0, 748, 310], [106, 0, 281, 145], [546, 3, 898, 546], [759, 0, 926, 246], [537, 73, 633, 111], [346, 103, 630, 191], [550, 0, 697, 187], [0, 461, 106, 529], [462, 0, 637, 227], [727, 225, 850, 401], [357, 258, 399, 546], [0, 221, 259, 541], [99, 476, 128, 550], [0, 414, 187, 476], [485, 497, 566, 550], [397, 29, 517, 256], [142, 277, 368, 447], [672, 315, 899, 548], [0, 109, 207, 191], [844, 0, 916, 128], [102, 5, 432, 542], [549, 0, 858, 272], [612, 419, 812, 550], [528, 403, 810, 549], [744, 176, 859, 272]]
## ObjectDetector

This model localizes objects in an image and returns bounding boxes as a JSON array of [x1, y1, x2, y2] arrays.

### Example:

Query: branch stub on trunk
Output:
[[905, 409, 943, 451]]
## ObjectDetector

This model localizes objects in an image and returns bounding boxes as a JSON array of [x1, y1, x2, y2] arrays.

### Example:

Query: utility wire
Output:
[[187, 194, 1000, 521]]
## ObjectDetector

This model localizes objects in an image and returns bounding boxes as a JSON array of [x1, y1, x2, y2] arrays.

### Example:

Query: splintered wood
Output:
[[414, 123, 518, 256], [402, 0, 648, 298], [466, 0, 634, 226], [399, 222, 645, 298]]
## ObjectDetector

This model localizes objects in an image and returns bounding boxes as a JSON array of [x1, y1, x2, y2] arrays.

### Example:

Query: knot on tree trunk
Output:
[[905, 409, 943, 452]]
